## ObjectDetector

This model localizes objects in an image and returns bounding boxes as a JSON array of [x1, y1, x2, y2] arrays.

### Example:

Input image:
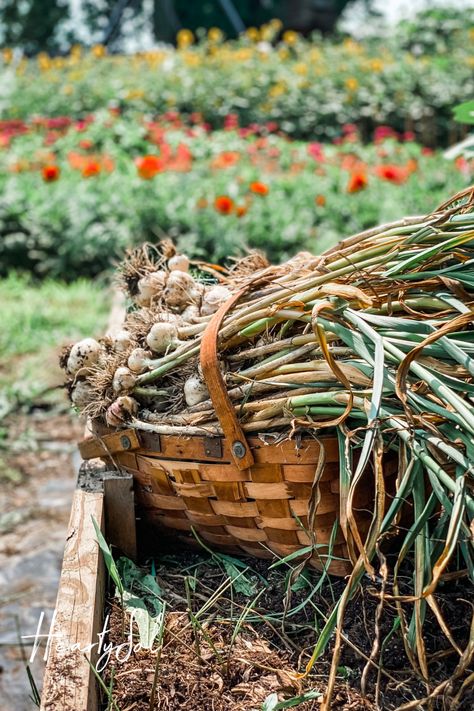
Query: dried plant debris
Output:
[[100, 553, 473, 711]]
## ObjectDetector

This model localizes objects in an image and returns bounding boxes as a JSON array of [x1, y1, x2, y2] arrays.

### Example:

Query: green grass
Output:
[[0, 274, 110, 416]]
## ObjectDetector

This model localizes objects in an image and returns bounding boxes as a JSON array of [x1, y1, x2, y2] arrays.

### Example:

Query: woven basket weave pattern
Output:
[[81, 426, 392, 576]]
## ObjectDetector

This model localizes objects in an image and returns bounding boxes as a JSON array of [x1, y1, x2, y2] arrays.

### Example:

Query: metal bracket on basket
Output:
[[200, 286, 256, 471]]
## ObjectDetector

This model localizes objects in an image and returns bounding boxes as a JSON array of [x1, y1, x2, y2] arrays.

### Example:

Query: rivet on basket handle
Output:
[[200, 285, 256, 470]]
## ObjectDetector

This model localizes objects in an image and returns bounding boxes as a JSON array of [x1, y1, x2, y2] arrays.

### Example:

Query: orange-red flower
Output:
[[236, 205, 248, 217], [249, 181, 269, 196], [375, 164, 408, 184], [405, 158, 418, 175], [42, 164, 60, 182], [135, 155, 163, 179], [82, 160, 101, 178], [315, 194, 326, 207], [347, 170, 368, 193], [211, 151, 240, 170], [214, 195, 234, 214]]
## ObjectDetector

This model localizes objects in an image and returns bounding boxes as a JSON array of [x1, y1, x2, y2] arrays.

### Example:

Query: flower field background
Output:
[[1, 11, 473, 279], [2, 13, 474, 143], [0, 111, 471, 279]]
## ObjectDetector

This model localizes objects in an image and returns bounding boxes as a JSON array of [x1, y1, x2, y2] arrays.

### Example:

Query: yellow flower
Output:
[[125, 89, 145, 100], [235, 48, 252, 62], [2, 48, 13, 64], [345, 77, 359, 91], [37, 52, 51, 71], [91, 44, 107, 58], [177, 29, 194, 48], [369, 58, 384, 72], [183, 52, 201, 67], [246, 27, 260, 42], [294, 62, 308, 75], [269, 82, 286, 97], [70, 44, 82, 59], [283, 30, 299, 45], [269, 18, 283, 31], [278, 47, 289, 60], [208, 27, 223, 43]]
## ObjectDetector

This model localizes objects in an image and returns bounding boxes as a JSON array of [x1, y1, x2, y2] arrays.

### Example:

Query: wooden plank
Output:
[[103, 470, 137, 560], [40, 483, 105, 711], [78, 428, 141, 460]]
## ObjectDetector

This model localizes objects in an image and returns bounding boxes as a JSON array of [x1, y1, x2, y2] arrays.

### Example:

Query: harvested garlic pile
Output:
[[61, 242, 245, 420]]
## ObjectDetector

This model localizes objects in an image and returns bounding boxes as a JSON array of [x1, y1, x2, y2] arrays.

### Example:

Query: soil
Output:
[[102, 553, 474, 711], [0, 407, 84, 711]]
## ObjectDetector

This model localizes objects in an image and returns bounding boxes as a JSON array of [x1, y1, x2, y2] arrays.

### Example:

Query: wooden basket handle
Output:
[[200, 285, 255, 470]]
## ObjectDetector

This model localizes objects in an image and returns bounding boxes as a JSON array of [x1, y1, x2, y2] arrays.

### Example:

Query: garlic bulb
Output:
[[181, 304, 201, 323], [168, 254, 190, 273], [67, 338, 102, 375], [184, 376, 209, 407], [105, 396, 138, 427], [200, 284, 232, 316], [112, 329, 134, 353], [163, 271, 202, 311], [128, 348, 152, 373], [135, 271, 167, 307], [112, 367, 137, 394], [146, 322, 180, 354], [71, 380, 94, 408]]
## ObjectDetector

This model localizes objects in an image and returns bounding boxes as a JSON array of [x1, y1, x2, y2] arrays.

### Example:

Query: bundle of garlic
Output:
[[61, 192, 474, 450]]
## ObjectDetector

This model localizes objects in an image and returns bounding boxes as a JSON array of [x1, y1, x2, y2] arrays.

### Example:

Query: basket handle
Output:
[[200, 285, 255, 470]]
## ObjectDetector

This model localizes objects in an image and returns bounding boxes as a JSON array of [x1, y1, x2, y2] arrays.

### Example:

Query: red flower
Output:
[[79, 139, 93, 150], [315, 194, 326, 207], [135, 155, 163, 179], [214, 195, 234, 214], [375, 164, 408, 184], [236, 205, 248, 217], [82, 160, 101, 178], [249, 181, 269, 196], [307, 142, 324, 161], [347, 171, 368, 193], [224, 113, 239, 130], [42, 164, 60, 182]]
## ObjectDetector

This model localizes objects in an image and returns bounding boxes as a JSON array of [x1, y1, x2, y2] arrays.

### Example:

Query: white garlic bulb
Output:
[[112, 367, 137, 394], [181, 304, 201, 323], [200, 284, 232, 316], [67, 338, 103, 376], [128, 348, 152, 374], [105, 396, 138, 427], [168, 254, 190, 273], [112, 329, 134, 353], [184, 376, 209, 407], [163, 271, 202, 311], [135, 271, 167, 307], [146, 322, 181, 353], [71, 380, 94, 408]]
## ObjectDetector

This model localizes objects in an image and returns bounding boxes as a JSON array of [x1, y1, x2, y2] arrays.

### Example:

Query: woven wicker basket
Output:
[[79, 290, 396, 576]]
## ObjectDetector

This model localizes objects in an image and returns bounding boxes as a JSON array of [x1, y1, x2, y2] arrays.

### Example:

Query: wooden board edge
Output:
[[40, 486, 105, 711]]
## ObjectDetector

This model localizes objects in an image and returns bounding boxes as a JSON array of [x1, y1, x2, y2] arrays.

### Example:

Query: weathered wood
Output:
[[40, 482, 105, 711], [78, 428, 141, 460], [103, 471, 137, 560]]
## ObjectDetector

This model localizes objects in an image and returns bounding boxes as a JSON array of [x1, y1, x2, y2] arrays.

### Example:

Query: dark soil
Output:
[[102, 553, 474, 711]]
